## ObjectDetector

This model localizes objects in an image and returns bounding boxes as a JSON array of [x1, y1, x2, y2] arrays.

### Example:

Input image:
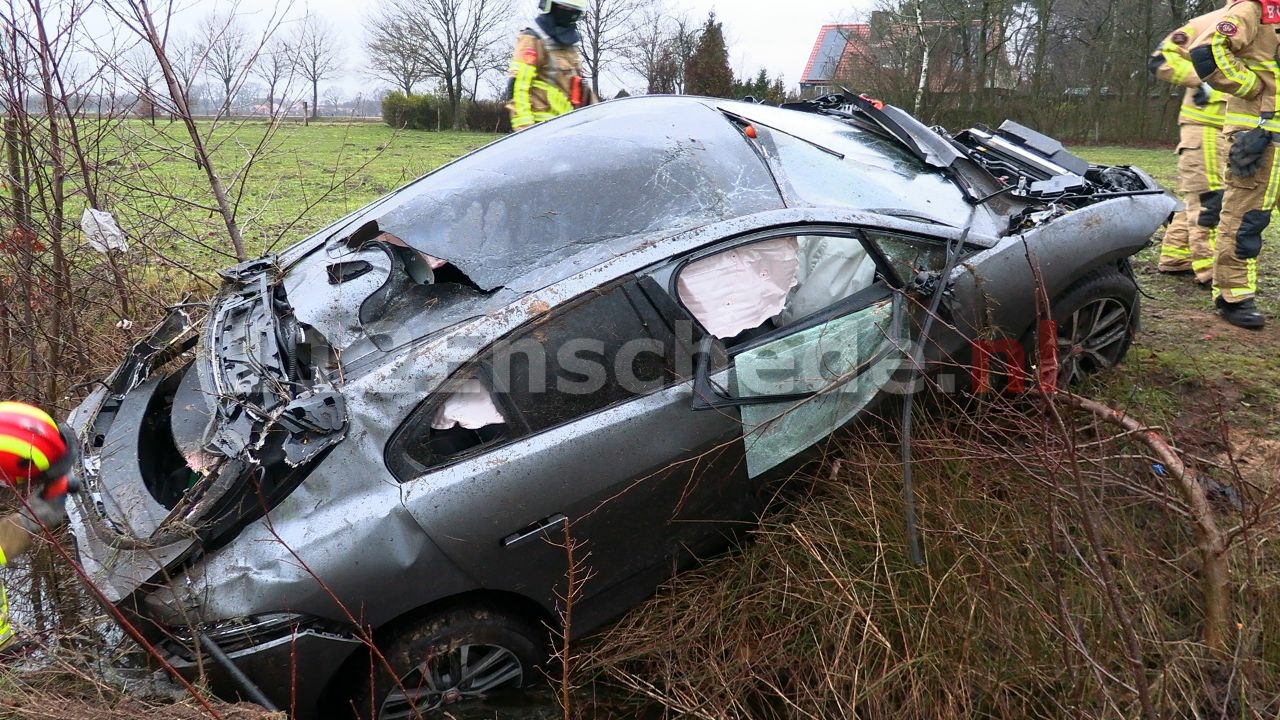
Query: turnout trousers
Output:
[[1160, 124, 1226, 284], [1215, 131, 1280, 303]]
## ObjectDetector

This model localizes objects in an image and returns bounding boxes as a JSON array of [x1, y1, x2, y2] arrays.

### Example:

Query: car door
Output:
[[672, 228, 928, 478], [389, 275, 751, 622]]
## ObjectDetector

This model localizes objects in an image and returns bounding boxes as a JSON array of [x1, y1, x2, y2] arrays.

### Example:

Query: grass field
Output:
[[97, 120, 498, 269]]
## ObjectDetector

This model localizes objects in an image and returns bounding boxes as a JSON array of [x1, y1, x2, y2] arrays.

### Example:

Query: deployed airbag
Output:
[[432, 379, 506, 430], [677, 237, 799, 338], [777, 236, 879, 324]]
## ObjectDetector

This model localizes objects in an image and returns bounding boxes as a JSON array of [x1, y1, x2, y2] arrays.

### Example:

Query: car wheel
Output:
[[353, 606, 546, 719], [1028, 266, 1138, 387]]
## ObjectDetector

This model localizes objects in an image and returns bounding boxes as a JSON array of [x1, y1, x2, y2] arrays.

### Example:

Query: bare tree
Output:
[[322, 86, 344, 115], [371, 0, 512, 130], [104, 0, 249, 259], [579, 0, 644, 97], [909, 0, 929, 115], [253, 38, 293, 115], [654, 14, 698, 94], [366, 9, 431, 95], [621, 4, 699, 95], [290, 13, 343, 120], [201, 12, 249, 118], [122, 46, 161, 122], [165, 33, 207, 112]]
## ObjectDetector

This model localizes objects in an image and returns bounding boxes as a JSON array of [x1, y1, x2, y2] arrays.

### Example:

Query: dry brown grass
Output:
[[0, 665, 281, 720], [579, 393, 1280, 720]]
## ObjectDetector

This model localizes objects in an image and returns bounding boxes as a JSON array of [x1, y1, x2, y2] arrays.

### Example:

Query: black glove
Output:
[[17, 492, 67, 533], [1193, 82, 1211, 107], [1228, 127, 1274, 179]]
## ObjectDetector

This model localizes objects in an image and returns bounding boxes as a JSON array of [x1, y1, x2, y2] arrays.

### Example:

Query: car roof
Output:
[[337, 96, 786, 292]]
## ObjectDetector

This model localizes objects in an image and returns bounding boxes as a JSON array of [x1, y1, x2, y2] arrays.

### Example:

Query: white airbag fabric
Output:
[[777, 236, 879, 324], [677, 237, 799, 338], [432, 379, 505, 429]]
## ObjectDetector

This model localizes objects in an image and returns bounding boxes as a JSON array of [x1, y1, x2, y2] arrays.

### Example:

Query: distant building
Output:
[[799, 17, 1015, 98], [800, 24, 866, 97]]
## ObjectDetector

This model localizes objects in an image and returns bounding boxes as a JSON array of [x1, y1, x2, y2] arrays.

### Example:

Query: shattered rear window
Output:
[[336, 97, 783, 292]]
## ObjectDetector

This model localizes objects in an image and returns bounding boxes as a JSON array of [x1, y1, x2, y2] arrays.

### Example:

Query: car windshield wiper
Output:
[[719, 108, 845, 159], [784, 92, 993, 204]]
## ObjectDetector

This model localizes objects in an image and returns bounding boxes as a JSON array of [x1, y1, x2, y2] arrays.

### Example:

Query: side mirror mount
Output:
[[690, 336, 817, 411]]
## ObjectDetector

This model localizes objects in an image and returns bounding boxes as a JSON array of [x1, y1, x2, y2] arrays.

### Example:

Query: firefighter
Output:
[[0, 402, 75, 648], [1148, 5, 1232, 286], [505, 0, 598, 131], [1188, 0, 1280, 329]]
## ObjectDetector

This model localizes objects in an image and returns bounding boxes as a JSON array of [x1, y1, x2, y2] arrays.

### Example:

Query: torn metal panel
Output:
[[348, 98, 783, 292], [107, 306, 194, 394], [947, 194, 1176, 341], [277, 391, 347, 466]]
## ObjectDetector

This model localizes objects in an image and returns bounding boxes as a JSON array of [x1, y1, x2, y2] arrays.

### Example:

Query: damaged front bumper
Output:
[[67, 261, 357, 706], [160, 614, 365, 720]]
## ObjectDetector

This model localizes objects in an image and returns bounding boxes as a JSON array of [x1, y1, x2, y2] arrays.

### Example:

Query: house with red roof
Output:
[[800, 18, 1015, 98], [800, 24, 867, 96]]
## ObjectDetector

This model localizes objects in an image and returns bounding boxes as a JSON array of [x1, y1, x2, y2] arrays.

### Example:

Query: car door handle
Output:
[[501, 514, 567, 548]]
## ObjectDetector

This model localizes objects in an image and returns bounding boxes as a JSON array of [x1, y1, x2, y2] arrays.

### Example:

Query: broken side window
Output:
[[866, 231, 947, 286], [389, 276, 695, 478], [401, 376, 509, 470], [432, 378, 506, 430], [675, 234, 881, 345], [487, 277, 689, 435]]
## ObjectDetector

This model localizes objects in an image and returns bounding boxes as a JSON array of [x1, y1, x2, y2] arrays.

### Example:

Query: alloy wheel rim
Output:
[[1054, 297, 1130, 386], [378, 643, 524, 720]]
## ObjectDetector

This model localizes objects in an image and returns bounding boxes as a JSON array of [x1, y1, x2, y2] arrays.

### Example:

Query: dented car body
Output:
[[67, 95, 1174, 718]]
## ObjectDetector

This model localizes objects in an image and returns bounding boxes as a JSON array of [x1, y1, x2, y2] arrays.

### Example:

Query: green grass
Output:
[[92, 120, 498, 269], [1072, 145, 1280, 438]]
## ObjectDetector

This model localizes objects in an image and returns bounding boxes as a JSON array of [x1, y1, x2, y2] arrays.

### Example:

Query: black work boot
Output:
[[1215, 296, 1266, 329]]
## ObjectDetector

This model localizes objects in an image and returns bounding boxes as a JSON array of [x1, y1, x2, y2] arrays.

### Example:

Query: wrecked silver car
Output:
[[66, 94, 1175, 719]]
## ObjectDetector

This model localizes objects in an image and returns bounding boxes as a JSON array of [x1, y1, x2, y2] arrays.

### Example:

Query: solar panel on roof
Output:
[[806, 28, 848, 83]]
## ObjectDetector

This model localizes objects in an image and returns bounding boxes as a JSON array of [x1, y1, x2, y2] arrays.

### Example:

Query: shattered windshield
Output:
[[338, 97, 783, 293], [724, 102, 973, 224]]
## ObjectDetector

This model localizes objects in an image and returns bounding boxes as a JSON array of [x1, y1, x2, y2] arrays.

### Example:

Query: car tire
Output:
[[351, 606, 547, 719], [1024, 266, 1139, 388]]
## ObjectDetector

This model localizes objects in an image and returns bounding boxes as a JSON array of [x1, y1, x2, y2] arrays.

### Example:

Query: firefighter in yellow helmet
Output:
[[0, 402, 76, 649], [1148, 6, 1232, 287], [1187, 0, 1280, 329], [505, 0, 598, 131]]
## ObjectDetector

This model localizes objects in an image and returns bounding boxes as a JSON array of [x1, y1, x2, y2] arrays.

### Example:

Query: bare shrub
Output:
[[580, 388, 1280, 719]]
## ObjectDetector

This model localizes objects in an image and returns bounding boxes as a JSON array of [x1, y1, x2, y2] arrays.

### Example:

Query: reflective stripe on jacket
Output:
[[505, 29, 596, 129], [0, 543, 11, 647], [1189, 1, 1280, 132], [1153, 9, 1230, 128]]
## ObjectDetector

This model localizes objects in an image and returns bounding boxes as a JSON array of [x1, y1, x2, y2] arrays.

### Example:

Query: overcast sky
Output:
[[162, 0, 879, 98]]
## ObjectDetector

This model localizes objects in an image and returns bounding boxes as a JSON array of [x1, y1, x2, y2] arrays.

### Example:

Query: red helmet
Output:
[[0, 402, 69, 488]]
